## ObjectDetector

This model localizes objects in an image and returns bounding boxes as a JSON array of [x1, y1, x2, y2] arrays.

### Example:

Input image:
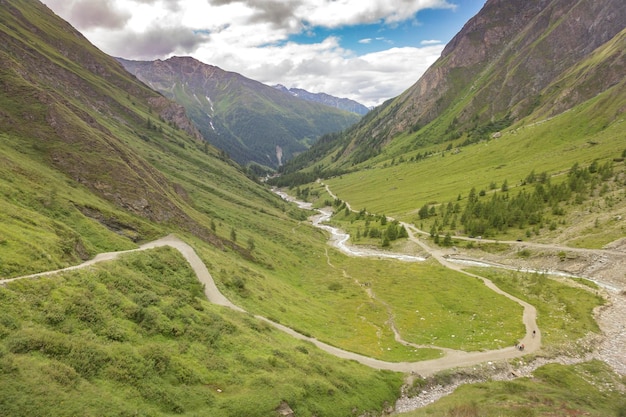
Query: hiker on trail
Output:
[[532, 330, 536, 337]]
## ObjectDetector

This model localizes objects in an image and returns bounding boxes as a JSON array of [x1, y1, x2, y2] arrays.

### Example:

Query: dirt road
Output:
[[316, 183, 625, 376], [1, 232, 539, 376]]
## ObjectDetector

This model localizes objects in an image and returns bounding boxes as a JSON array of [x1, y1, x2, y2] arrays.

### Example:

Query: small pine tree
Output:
[[418, 204, 430, 219]]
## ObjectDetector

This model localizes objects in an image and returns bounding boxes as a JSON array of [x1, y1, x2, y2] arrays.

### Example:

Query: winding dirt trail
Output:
[[316, 183, 625, 374], [1, 230, 538, 376], [402, 223, 541, 353], [274, 189, 542, 370]]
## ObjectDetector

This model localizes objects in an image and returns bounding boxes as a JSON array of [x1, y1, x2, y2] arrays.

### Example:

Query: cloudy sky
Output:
[[41, 0, 486, 107]]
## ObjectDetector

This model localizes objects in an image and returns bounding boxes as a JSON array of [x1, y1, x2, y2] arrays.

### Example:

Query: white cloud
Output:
[[207, 40, 444, 107], [44, 0, 131, 30], [41, 0, 454, 106], [296, 0, 454, 27], [421, 39, 442, 45]]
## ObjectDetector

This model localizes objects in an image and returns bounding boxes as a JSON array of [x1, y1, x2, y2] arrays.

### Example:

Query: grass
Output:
[[191, 229, 440, 362], [319, 89, 625, 248], [340, 257, 525, 351], [0, 133, 153, 277], [465, 268, 605, 351], [399, 361, 626, 417], [189, 223, 527, 361], [0, 2, 619, 415], [0, 248, 403, 417]]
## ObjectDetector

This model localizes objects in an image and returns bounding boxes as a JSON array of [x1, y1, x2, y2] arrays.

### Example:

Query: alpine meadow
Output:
[[0, 1, 625, 416]]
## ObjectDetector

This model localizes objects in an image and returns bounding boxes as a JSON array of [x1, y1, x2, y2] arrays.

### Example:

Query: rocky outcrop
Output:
[[275, 401, 295, 417], [147, 96, 203, 141]]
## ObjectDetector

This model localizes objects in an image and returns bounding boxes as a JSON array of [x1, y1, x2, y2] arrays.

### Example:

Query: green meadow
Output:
[[321, 89, 625, 241], [0, 248, 403, 417]]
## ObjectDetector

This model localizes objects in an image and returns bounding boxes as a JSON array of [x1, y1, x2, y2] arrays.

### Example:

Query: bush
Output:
[[44, 361, 80, 387], [66, 338, 109, 378], [7, 328, 71, 356]]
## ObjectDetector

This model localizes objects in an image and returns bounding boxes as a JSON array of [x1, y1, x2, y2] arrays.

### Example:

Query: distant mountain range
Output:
[[273, 85, 370, 115], [118, 57, 361, 169]]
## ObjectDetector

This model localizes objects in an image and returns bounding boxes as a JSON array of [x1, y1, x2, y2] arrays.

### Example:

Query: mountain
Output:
[[273, 84, 370, 115], [2, 1, 625, 415], [0, 1, 217, 243], [0, 1, 406, 414], [282, 0, 625, 169], [118, 57, 361, 169], [273, 0, 625, 259]]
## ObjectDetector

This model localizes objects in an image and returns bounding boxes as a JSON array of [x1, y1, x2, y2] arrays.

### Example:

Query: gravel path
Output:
[[0, 232, 540, 374], [1, 191, 623, 413]]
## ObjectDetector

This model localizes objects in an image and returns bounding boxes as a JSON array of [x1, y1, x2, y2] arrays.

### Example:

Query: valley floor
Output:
[[1, 196, 623, 413], [0, 233, 540, 374]]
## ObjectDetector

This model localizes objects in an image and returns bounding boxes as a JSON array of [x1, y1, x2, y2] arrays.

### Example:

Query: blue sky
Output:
[[42, 0, 486, 107], [289, 2, 483, 55]]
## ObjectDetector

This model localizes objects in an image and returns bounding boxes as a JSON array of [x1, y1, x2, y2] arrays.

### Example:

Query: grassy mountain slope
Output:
[[0, 1, 408, 414], [119, 57, 361, 170], [0, 1, 622, 415], [0, 248, 401, 417]]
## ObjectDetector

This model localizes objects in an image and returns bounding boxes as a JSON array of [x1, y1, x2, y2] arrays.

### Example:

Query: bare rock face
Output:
[[147, 96, 203, 141]]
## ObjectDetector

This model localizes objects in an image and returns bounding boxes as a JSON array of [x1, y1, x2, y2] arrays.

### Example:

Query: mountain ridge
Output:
[[273, 84, 370, 115], [118, 56, 361, 169], [0, 0, 268, 261]]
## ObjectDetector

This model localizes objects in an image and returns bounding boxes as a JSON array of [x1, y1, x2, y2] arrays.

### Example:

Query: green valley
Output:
[[0, 0, 624, 416]]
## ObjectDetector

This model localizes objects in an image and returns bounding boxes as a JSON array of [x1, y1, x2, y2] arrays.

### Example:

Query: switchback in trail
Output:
[[0, 228, 541, 376]]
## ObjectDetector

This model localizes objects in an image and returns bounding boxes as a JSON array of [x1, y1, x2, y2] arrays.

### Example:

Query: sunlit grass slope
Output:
[[326, 86, 624, 218], [321, 86, 626, 246], [0, 248, 402, 417]]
